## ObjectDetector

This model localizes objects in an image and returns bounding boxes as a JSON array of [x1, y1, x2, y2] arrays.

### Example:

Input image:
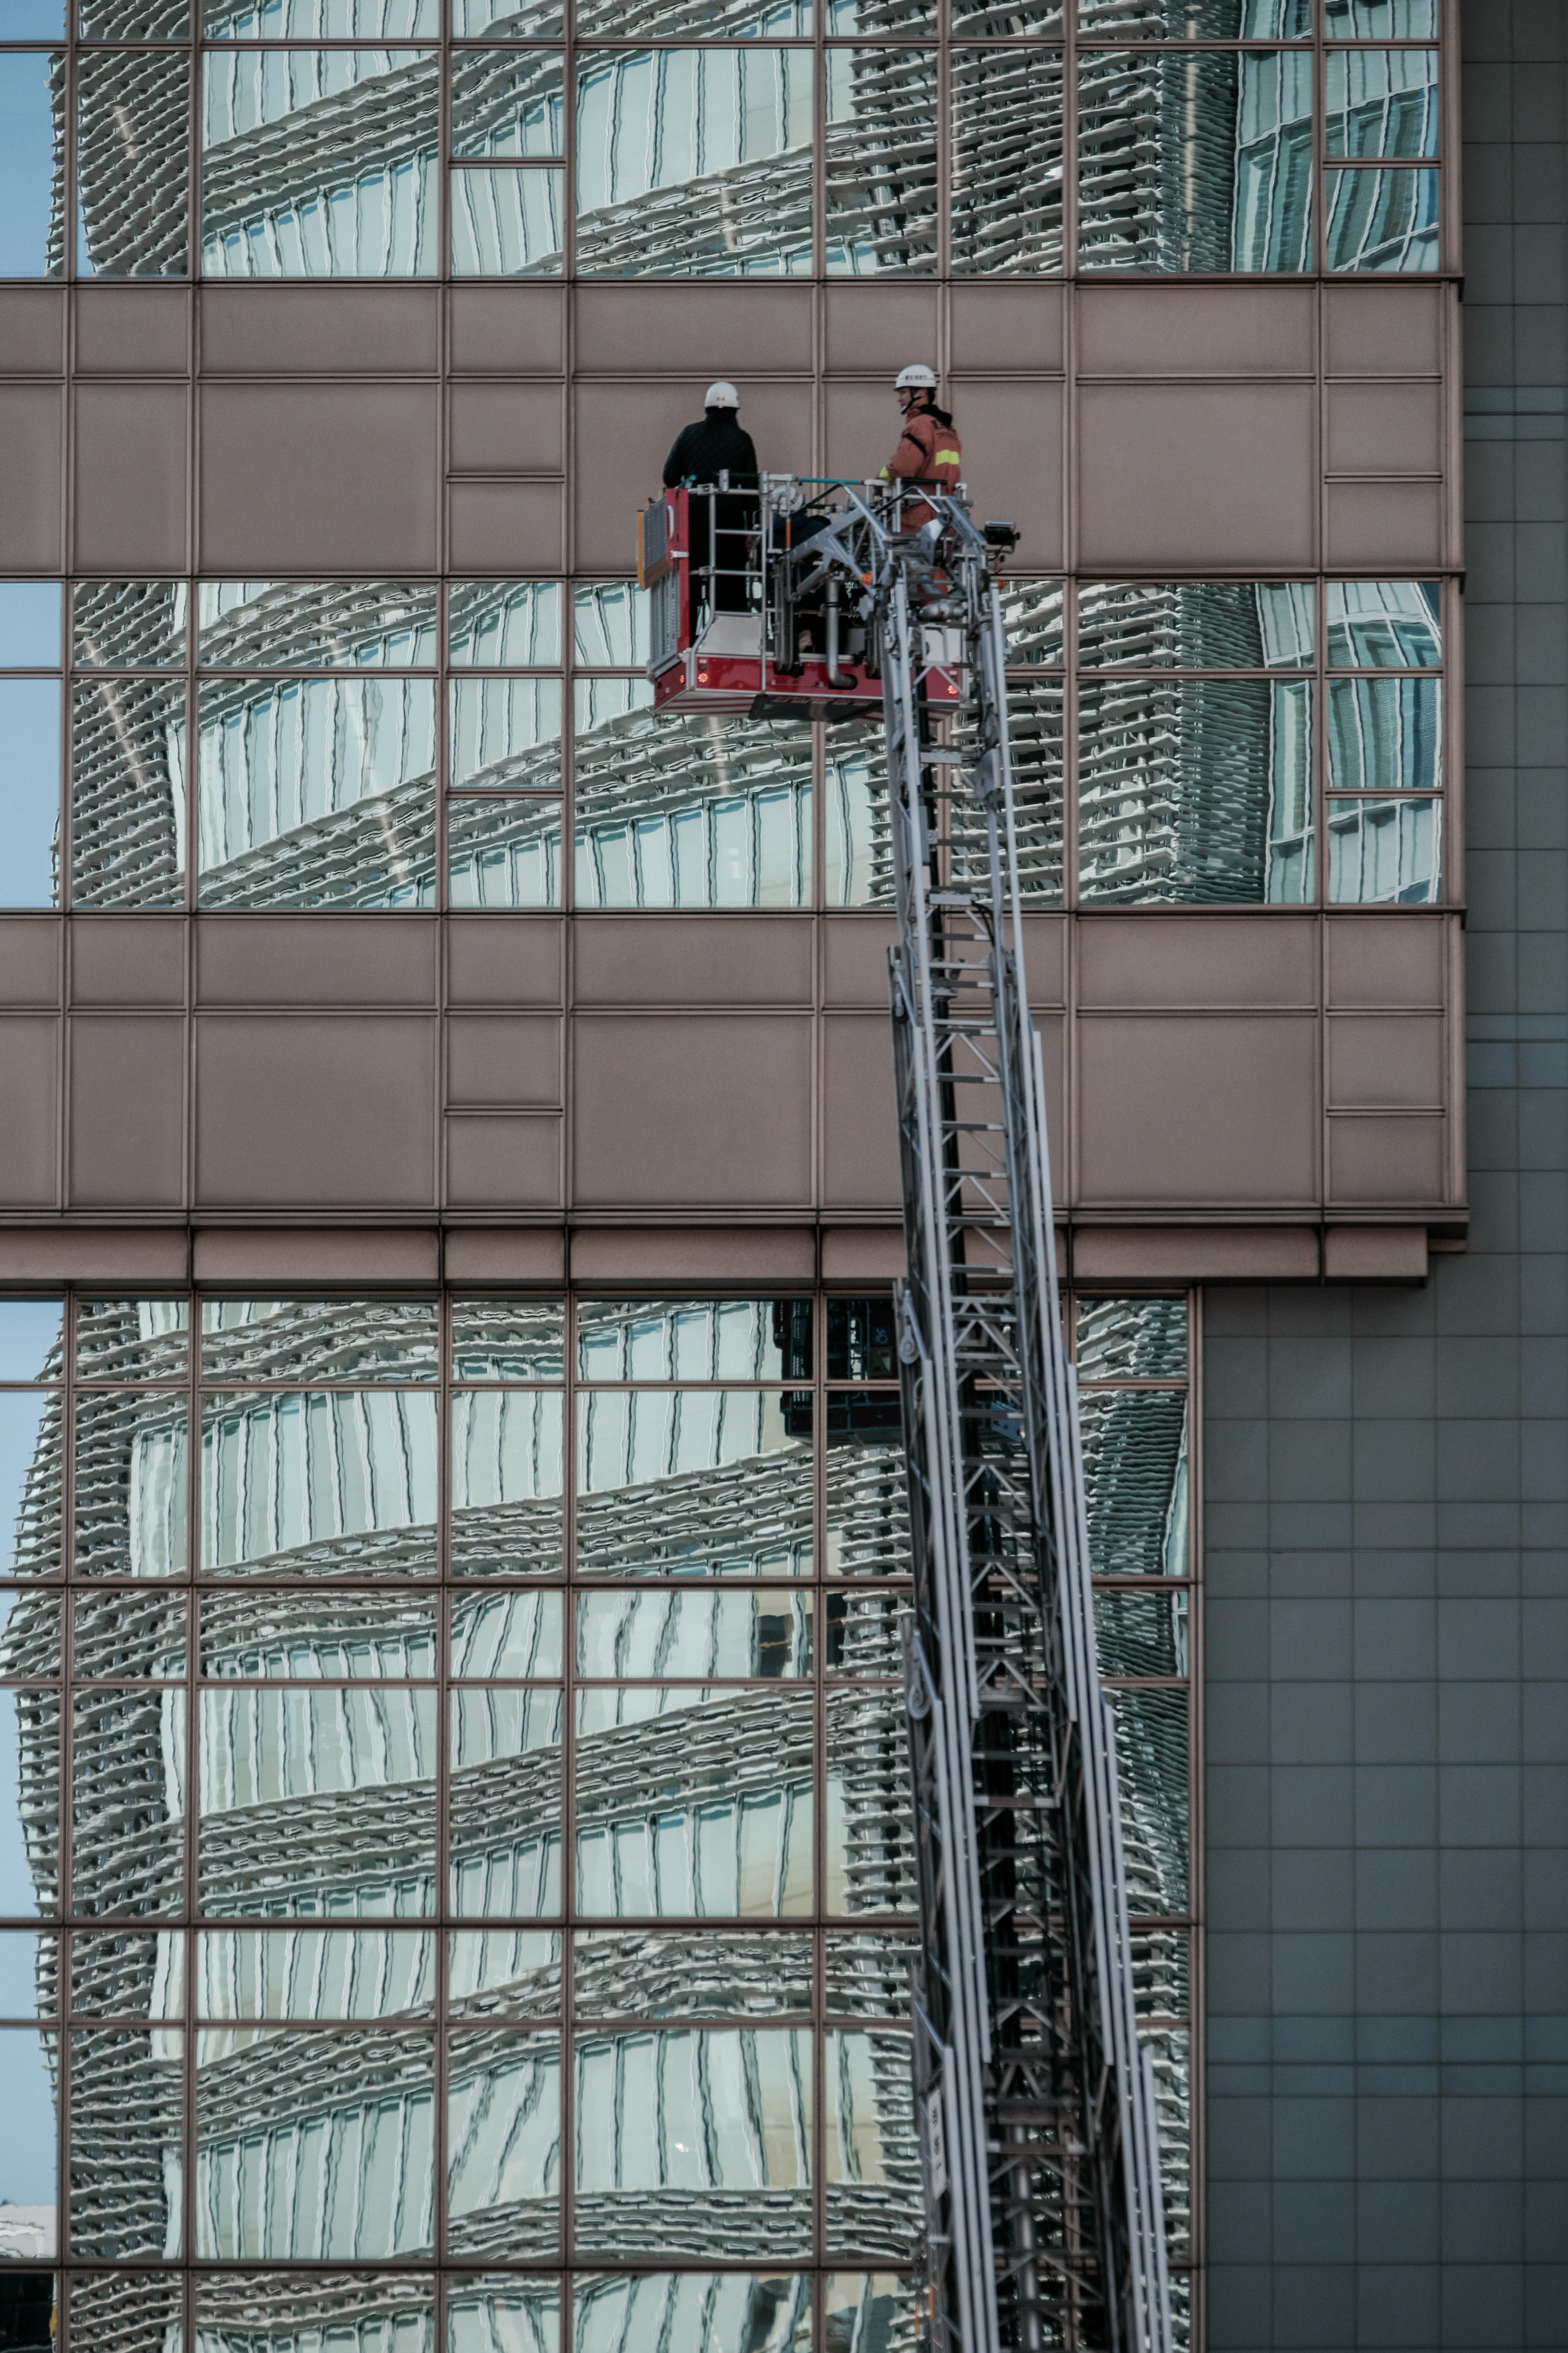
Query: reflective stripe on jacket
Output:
[[880, 410, 962, 488]]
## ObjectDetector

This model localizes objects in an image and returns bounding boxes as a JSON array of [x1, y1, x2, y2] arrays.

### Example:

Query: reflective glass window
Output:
[[81, 0, 193, 26], [572, 581, 649, 669], [1327, 794, 1441, 903], [574, 696, 812, 910], [1078, 0, 1309, 24], [1327, 578, 1441, 667], [1328, 673, 1441, 796], [950, 49, 1063, 274], [76, 52, 190, 277], [206, 0, 435, 24], [823, 2027, 919, 2258], [825, 50, 939, 274], [453, 0, 559, 30], [448, 794, 563, 906], [450, 1687, 563, 1917], [578, 1297, 810, 1382], [1325, 44, 1439, 156], [0, 680, 62, 910], [450, 580, 562, 669], [200, 1391, 439, 1575], [1079, 580, 1314, 669], [0, 55, 65, 279], [450, 676, 563, 789], [1078, 1389, 1189, 1577], [197, 581, 439, 670], [448, 2030, 559, 2255], [450, 163, 565, 273], [73, 583, 187, 671], [451, 45, 564, 156], [452, 1300, 566, 1383], [1323, 0, 1433, 25], [952, 0, 1060, 29], [1324, 161, 1438, 270], [575, 1390, 814, 1578], [76, 1299, 189, 1383], [70, 677, 187, 912]]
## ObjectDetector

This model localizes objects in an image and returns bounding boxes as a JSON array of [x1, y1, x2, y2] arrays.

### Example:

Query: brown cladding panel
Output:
[[447, 917, 564, 1006], [572, 1015, 813, 1209], [570, 1226, 815, 1282], [1072, 1224, 1320, 1282], [1323, 285, 1444, 377], [67, 1015, 184, 1207], [1325, 381, 1443, 477], [574, 285, 813, 377], [821, 1227, 906, 1281], [0, 921, 60, 1008], [73, 385, 188, 574], [1324, 479, 1444, 569], [575, 381, 811, 573], [949, 284, 1065, 373], [446, 1229, 566, 1280], [71, 919, 184, 1007], [196, 917, 437, 1007], [193, 1228, 438, 1282], [1327, 1015, 1446, 1111], [823, 917, 896, 1010], [1078, 917, 1319, 1010], [446, 1115, 563, 1207], [446, 1017, 562, 1106], [951, 381, 1063, 568], [449, 383, 565, 475], [0, 291, 64, 376], [199, 385, 439, 573], [0, 388, 63, 572], [1076, 285, 1316, 377], [1325, 915, 1446, 1008], [449, 482, 564, 572], [824, 284, 942, 375], [1078, 1014, 1318, 1205], [74, 288, 189, 376], [1078, 383, 1316, 571], [573, 917, 813, 1008], [1328, 1115, 1446, 1204], [194, 1016, 436, 1207], [821, 1014, 899, 1210], [0, 1020, 57, 1206], [448, 286, 567, 375], [1022, 918, 1068, 1009], [1323, 1224, 1428, 1280], [199, 287, 441, 375], [825, 381, 898, 483]]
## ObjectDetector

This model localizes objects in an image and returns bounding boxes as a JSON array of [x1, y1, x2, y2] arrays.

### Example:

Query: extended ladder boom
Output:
[[764, 477, 1173, 2353]]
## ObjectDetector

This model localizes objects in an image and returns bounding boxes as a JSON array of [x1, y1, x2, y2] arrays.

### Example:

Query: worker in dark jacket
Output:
[[880, 363, 962, 533], [663, 381, 759, 614]]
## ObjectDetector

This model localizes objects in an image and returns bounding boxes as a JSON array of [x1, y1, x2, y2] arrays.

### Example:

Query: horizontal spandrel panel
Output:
[[70, 677, 185, 913], [575, 1391, 813, 1579], [450, 1688, 563, 1920], [824, 50, 939, 276], [76, 1300, 189, 1385], [1328, 674, 1441, 795], [0, 1693, 60, 1918], [196, 676, 437, 911], [452, 47, 565, 158], [451, 164, 565, 277], [0, 1595, 61, 1680], [73, 583, 187, 672], [1104, 1684, 1188, 1916], [1326, 45, 1439, 158], [576, 49, 814, 278], [194, 2275, 437, 2349], [200, 1593, 437, 1680], [72, 1688, 185, 1918], [1079, 1387, 1189, 1578], [202, 1392, 439, 1577], [200, 51, 440, 279], [1327, 794, 1441, 904], [449, 581, 563, 671], [575, 1685, 813, 1920], [1078, 49, 1314, 274], [74, 1396, 188, 1580], [1094, 1585, 1189, 1679], [196, 1926, 434, 2019], [574, 2026, 811, 2258], [76, 52, 190, 280], [69, 1928, 181, 2019], [448, 795, 562, 907], [826, 1689, 915, 1917], [1076, 1294, 1187, 1381], [1080, 581, 1314, 671], [451, 1590, 563, 1679], [450, 676, 563, 791], [448, 2030, 560, 2257], [196, 582, 439, 672], [1324, 163, 1438, 272], [575, 1928, 812, 2020], [1078, 676, 1313, 907], [0, 1396, 62, 1579], [450, 1926, 561, 2018], [574, 2272, 809, 2350], [950, 49, 1063, 277], [1327, 580, 1441, 670], [573, 580, 649, 670], [577, 1590, 812, 1681], [201, 1298, 439, 1386], [0, 1306, 63, 1388], [578, 1298, 811, 1384], [1078, 0, 1309, 28], [194, 2028, 434, 2257], [825, 1928, 918, 2019], [824, 2027, 920, 2260], [451, 1390, 565, 1578]]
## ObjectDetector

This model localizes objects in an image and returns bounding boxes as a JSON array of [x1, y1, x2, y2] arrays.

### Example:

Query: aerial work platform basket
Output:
[[637, 475, 964, 722]]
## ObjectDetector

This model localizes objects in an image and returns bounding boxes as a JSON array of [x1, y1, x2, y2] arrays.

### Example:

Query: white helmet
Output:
[[704, 380, 741, 410], [895, 363, 938, 390]]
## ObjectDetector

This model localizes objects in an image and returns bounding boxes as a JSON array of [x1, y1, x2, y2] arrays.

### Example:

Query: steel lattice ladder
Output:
[[766, 481, 1174, 2353]]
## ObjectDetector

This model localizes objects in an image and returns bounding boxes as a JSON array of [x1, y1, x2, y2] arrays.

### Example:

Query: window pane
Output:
[[0, 583, 62, 669], [825, 1300, 893, 1384], [825, 1928, 919, 2018], [1145, 2021, 1192, 2255], [76, 1299, 189, 1383], [71, 2026, 180, 2256], [577, 1298, 810, 1383], [452, 1301, 565, 1383], [80, 0, 192, 27], [1076, 1294, 1187, 1378], [70, 2272, 180, 2350], [200, 1391, 439, 1576], [823, 2277, 922, 2353], [0, 1693, 60, 1916], [450, 580, 563, 669], [450, 676, 563, 789], [951, 49, 1063, 275], [73, 1688, 186, 1917], [194, 2029, 434, 2255], [576, 49, 813, 277], [201, 50, 439, 277], [954, 676, 1063, 904], [1079, 580, 1315, 669], [995, 577, 1065, 667], [1326, 45, 1439, 157], [825, 1688, 916, 1916], [452, 47, 564, 156], [1080, 1388, 1189, 1577], [575, 1685, 813, 1918], [577, 1590, 813, 1680], [448, 796, 563, 905], [1326, 794, 1441, 904], [574, 2273, 810, 2350], [454, 0, 561, 32], [194, 2275, 437, 2348], [448, 2031, 559, 2255], [450, 2276, 562, 2349], [824, 2027, 919, 2259], [826, 1396, 909, 1580], [1078, 0, 1310, 25], [574, 698, 811, 910], [953, 0, 1060, 29], [573, 581, 648, 669], [196, 675, 437, 908], [825, 51, 938, 275], [70, 677, 186, 912], [0, 55, 65, 279], [207, 0, 435, 24], [574, 2025, 811, 2255], [1323, 0, 1434, 26], [1094, 1585, 1189, 1678], [0, 680, 60, 909], [825, 1590, 908, 1679], [71, 1928, 182, 2021], [197, 581, 439, 670], [74, 1395, 188, 1579], [451, 1390, 565, 1576], [77, 52, 190, 277], [450, 1688, 563, 1918], [74, 1591, 185, 1681], [1327, 578, 1441, 668], [0, 1305, 62, 1388], [575, 1929, 812, 2020], [576, 0, 808, 27], [451, 164, 564, 274], [575, 1391, 813, 1579], [451, 1590, 564, 1679], [1328, 673, 1441, 794], [200, 1298, 439, 1385], [74, 582, 186, 672], [1325, 163, 1438, 271], [1, 1594, 61, 1680], [0, 1396, 61, 1579], [449, 1928, 560, 2018], [1105, 1684, 1188, 1913], [1079, 49, 1313, 272], [1079, 676, 1313, 905], [200, 1592, 437, 1679]]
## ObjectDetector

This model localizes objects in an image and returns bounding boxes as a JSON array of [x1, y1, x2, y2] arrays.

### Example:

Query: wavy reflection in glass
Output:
[[450, 1687, 564, 1920], [448, 2029, 559, 2256], [70, 677, 185, 911], [575, 1390, 813, 1579], [574, 696, 812, 909], [1079, 1387, 1188, 1578]]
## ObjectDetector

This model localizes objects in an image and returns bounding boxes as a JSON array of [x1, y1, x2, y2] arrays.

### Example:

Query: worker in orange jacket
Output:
[[880, 363, 962, 532]]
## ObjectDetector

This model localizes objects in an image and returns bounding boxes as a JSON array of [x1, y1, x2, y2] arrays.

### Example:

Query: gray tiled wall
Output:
[[1202, 6, 1568, 2348]]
